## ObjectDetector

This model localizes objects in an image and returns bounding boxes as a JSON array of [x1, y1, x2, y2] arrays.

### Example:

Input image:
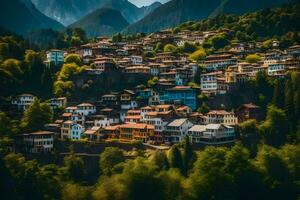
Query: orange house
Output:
[[119, 123, 154, 142]]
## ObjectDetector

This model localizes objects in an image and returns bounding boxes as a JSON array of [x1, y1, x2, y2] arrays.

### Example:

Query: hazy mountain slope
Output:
[[0, 0, 63, 35], [31, 0, 162, 26], [69, 8, 129, 37], [124, 0, 294, 34]]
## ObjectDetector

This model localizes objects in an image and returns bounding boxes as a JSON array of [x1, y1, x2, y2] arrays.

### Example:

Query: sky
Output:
[[129, 0, 170, 7]]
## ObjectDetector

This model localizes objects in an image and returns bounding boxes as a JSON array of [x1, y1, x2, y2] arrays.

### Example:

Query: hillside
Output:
[[124, 0, 294, 34], [31, 0, 162, 26], [0, 0, 63, 35], [176, 2, 300, 43], [69, 8, 129, 37]]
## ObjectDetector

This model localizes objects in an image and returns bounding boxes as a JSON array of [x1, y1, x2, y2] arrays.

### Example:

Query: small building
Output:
[[206, 110, 238, 126], [119, 123, 154, 142], [201, 71, 223, 95], [22, 131, 54, 153], [46, 49, 64, 65], [188, 124, 235, 145], [76, 103, 96, 116], [129, 55, 143, 65], [160, 86, 197, 110], [48, 97, 67, 109], [165, 118, 193, 143], [236, 103, 261, 123], [83, 126, 103, 141], [61, 121, 85, 140], [11, 94, 36, 111]]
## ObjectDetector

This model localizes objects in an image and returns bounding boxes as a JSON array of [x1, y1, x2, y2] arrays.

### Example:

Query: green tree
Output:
[[163, 44, 177, 53], [20, 99, 53, 132], [151, 150, 169, 171], [182, 136, 194, 176], [238, 119, 259, 155], [258, 105, 289, 147], [168, 145, 183, 172], [64, 54, 82, 66], [99, 147, 125, 176], [197, 102, 210, 114], [0, 112, 12, 136], [272, 79, 285, 108], [63, 151, 85, 182], [245, 54, 262, 63], [210, 33, 230, 50], [154, 42, 163, 52], [189, 49, 206, 61]]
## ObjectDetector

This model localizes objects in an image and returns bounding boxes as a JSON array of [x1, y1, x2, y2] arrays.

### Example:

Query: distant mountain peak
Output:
[[69, 7, 129, 37], [0, 0, 63, 35]]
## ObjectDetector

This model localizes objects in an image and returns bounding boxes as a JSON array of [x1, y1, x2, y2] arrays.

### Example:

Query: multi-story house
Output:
[[188, 124, 235, 145], [61, 120, 85, 140], [125, 110, 142, 124], [119, 123, 154, 142], [130, 55, 143, 65], [143, 111, 172, 143], [201, 71, 223, 95], [236, 103, 261, 123], [160, 86, 197, 110], [48, 97, 67, 110], [76, 103, 96, 116], [91, 115, 119, 128], [165, 118, 193, 143], [12, 94, 36, 111], [267, 62, 286, 77], [206, 110, 238, 126], [120, 90, 137, 110], [22, 131, 54, 153], [46, 49, 64, 65], [204, 54, 237, 71]]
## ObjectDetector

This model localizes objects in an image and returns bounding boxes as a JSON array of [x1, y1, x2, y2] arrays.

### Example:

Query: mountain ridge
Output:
[[69, 8, 129, 37], [0, 0, 63, 35], [124, 0, 295, 34]]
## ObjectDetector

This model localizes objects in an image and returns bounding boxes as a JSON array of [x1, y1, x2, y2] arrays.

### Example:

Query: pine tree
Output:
[[183, 136, 194, 176], [272, 79, 285, 108], [168, 145, 183, 172], [284, 75, 294, 124]]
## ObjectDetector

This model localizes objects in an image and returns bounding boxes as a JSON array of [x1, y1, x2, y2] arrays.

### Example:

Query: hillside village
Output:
[[10, 27, 300, 153]]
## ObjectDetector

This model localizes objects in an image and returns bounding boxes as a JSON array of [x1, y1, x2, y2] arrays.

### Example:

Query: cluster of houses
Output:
[[13, 28, 300, 153], [13, 91, 262, 153]]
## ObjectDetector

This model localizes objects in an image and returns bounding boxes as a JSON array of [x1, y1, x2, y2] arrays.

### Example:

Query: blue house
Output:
[[160, 86, 197, 110]]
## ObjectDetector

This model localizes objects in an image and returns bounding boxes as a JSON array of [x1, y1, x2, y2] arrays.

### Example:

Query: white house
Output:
[[267, 62, 286, 77], [48, 97, 67, 109], [76, 103, 96, 116], [130, 55, 143, 65], [206, 110, 238, 126], [12, 94, 36, 111], [94, 115, 119, 128], [200, 71, 223, 94], [61, 121, 85, 140], [165, 118, 193, 143], [46, 49, 64, 65], [188, 124, 235, 145], [22, 131, 54, 153]]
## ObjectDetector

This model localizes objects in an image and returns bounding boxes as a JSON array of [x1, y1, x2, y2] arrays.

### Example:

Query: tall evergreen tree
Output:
[[183, 136, 194, 176], [272, 79, 285, 108], [168, 145, 183, 172]]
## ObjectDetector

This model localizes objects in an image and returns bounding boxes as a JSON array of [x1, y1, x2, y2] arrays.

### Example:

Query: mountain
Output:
[[124, 0, 294, 34], [0, 0, 63, 35], [31, 0, 162, 26], [69, 8, 129, 37]]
